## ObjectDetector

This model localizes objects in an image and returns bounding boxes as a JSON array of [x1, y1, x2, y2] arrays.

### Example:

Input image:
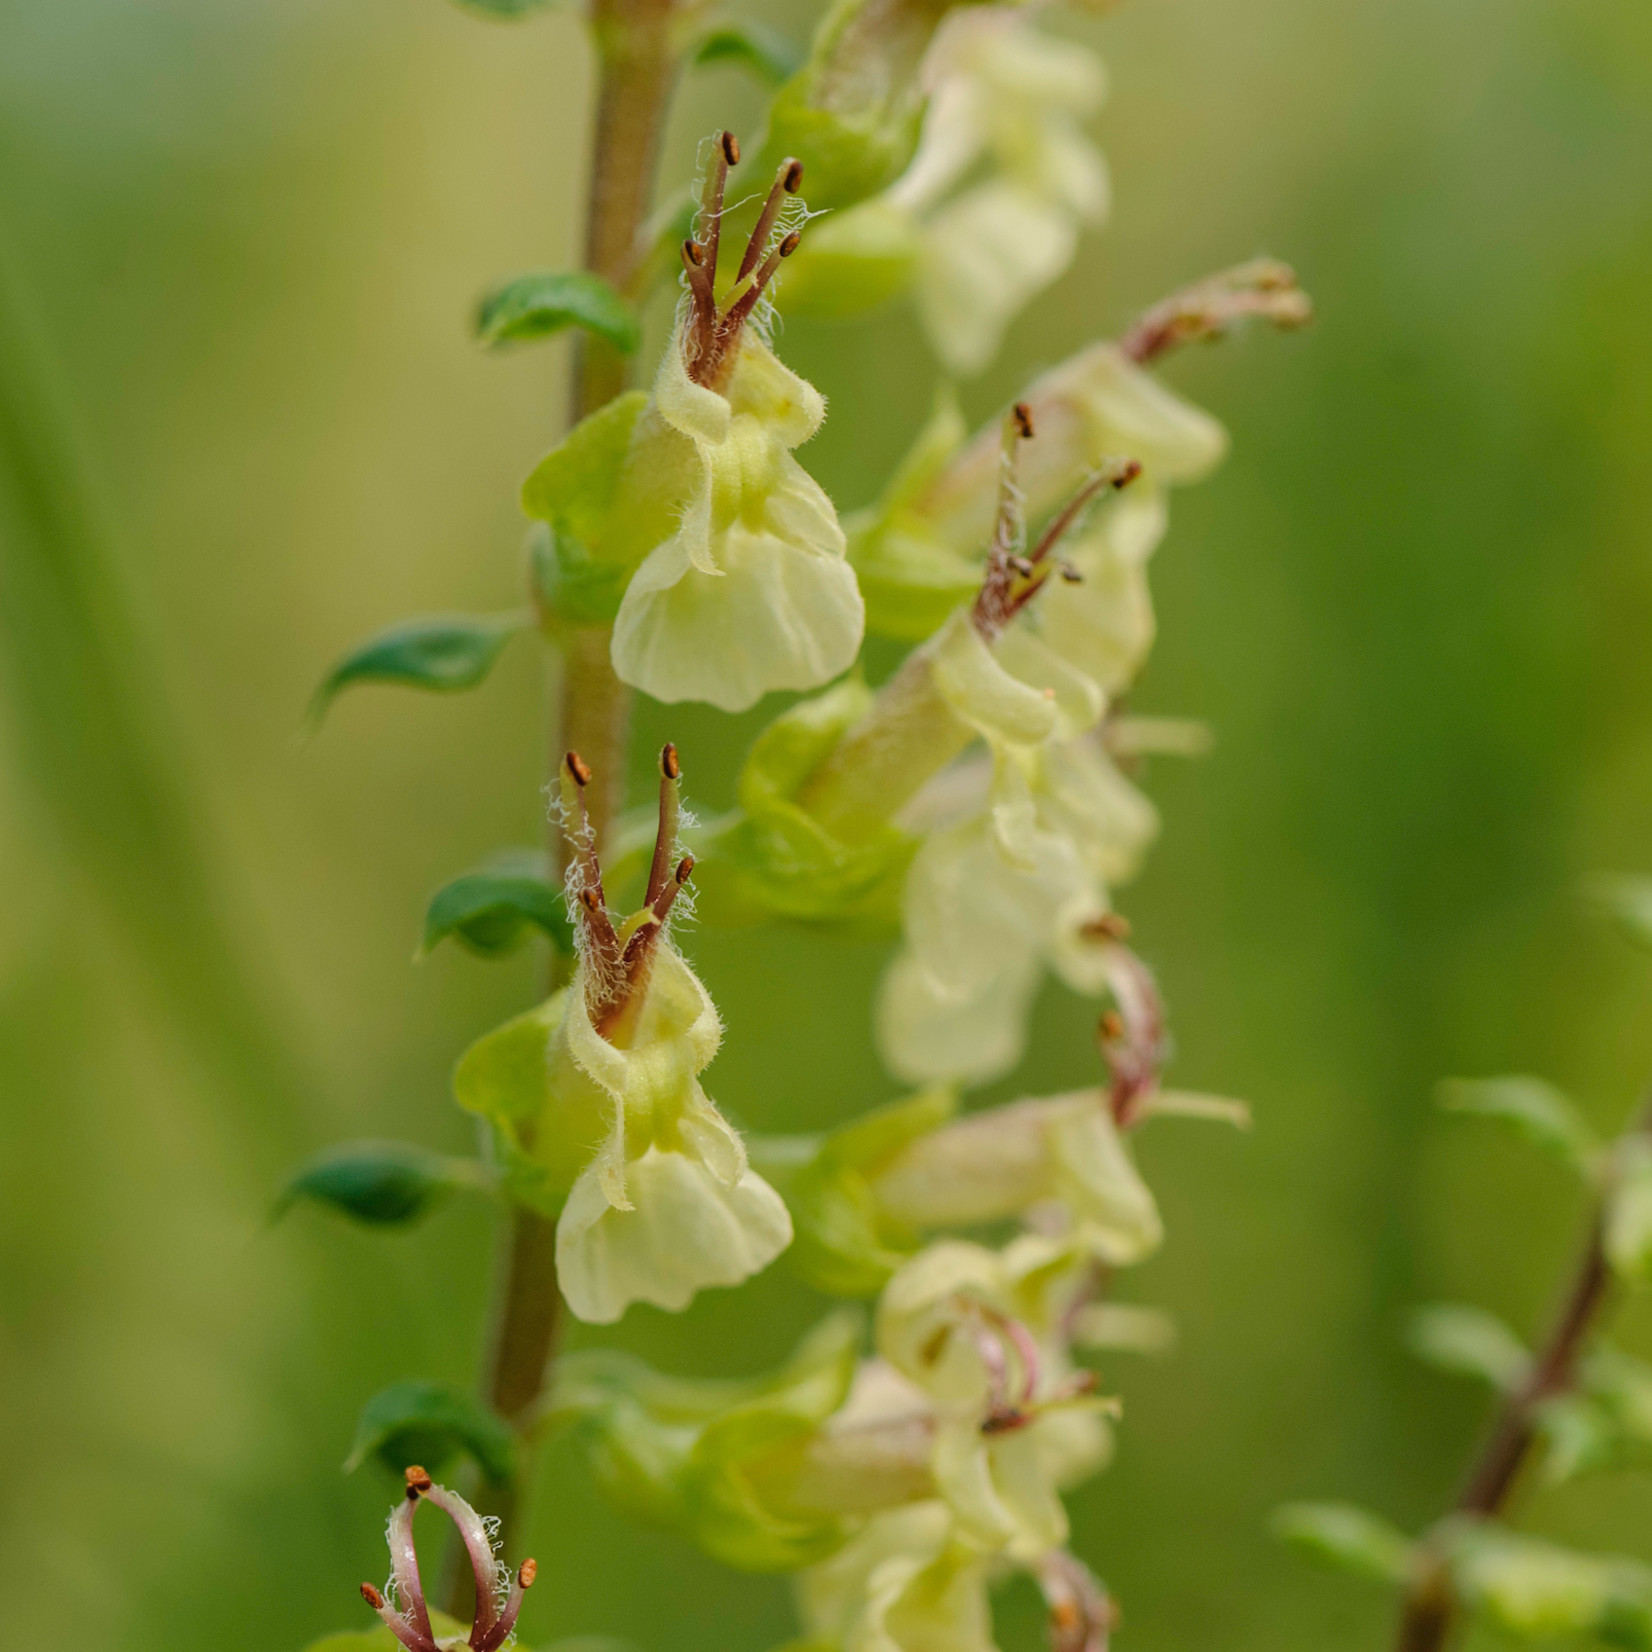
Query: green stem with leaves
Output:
[[469, 0, 682, 1558], [1394, 1090, 1652, 1652]]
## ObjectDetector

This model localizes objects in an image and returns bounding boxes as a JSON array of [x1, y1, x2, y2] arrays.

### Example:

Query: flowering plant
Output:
[[277, 3, 1652, 1651]]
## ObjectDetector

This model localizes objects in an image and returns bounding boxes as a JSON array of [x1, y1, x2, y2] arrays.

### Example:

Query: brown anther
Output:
[[720, 130, 740, 166], [404, 1464, 432, 1496], [580, 887, 604, 914], [1012, 401, 1035, 440], [661, 742, 680, 781], [1114, 458, 1143, 487], [519, 1558, 538, 1588], [682, 239, 705, 268], [782, 157, 804, 193], [1009, 555, 1035, 578], [361, 1582, 386, 1608], [676, 855, 694, 884], [1087, 912, 1131, 940], [1059, 561, 1083, 583], [564, 751, 592, 787], [1100, 1010, 1125, 1041], [981, 1407, 1030, 1434], [778, 230, 801, 258]]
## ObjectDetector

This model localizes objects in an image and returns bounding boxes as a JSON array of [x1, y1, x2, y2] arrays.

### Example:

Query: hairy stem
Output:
[[1392, 1089, 1652, 1652], [460, 0, 679, 1581]]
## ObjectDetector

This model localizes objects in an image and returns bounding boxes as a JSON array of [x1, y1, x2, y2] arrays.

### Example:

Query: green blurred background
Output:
[[3, 0, 1651, 1647]]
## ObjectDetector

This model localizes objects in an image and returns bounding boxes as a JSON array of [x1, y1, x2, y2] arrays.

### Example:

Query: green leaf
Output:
[[1536, 1393, 1622, 1485], [476, 270, 640, 352], [309, 612, 528, 727], [693, 21, 803, 84], [1271, 1502, 1415, 1583], [423, 851, 572, 959], [1438, 1076, 1600, 1170], [1589, 1346, 1652, 1446], [1606, 1135, 1652, 1283], [345, 1380, 516, 1484], [1406, 1304, 1531, 1391], [1586, 873, 1652, 953], [451, 0, 555, 20], [1448, 1525, 1652, 1648], [273, 1141, 487, 1227]]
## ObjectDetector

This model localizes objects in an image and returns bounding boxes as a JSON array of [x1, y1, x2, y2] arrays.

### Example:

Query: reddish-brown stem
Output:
[[459, 0, 679, 1598], [1391, 1089, 1652, 1652]]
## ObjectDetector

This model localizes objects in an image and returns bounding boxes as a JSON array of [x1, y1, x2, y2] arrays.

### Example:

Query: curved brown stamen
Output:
[[644, 743, 682, 908], [682, 143, 810, 389], [738, 155, 804, 283]]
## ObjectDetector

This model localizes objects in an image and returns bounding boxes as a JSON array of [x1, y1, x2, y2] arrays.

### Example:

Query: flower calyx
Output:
[[561, 743, 693, 1040], [359, 1464, 535, 1652], [680, 130, 806, 391]]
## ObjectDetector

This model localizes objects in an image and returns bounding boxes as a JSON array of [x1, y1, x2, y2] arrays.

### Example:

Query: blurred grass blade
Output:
[[0, 229, 312, 1151]]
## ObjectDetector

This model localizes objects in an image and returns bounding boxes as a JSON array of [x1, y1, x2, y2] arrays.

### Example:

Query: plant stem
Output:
[[462, 0, 679, 1574], [1392, 1089, 1652, 1652]]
